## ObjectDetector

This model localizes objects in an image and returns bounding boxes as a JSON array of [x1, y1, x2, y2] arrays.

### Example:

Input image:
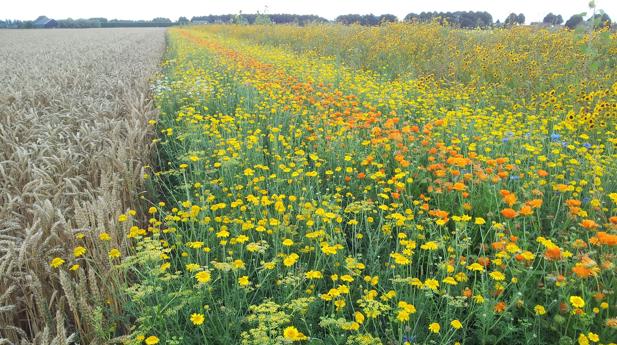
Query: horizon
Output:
[[3, 0, 616, 24]]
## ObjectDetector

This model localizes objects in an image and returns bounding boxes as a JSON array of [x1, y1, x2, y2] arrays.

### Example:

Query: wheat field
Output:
[[0, 28, 165, 344]]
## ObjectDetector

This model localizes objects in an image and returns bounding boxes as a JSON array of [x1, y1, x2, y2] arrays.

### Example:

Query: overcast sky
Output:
[[3, 0, 615, 23]]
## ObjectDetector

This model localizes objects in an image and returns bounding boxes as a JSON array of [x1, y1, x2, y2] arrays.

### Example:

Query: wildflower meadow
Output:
[[113, 24, 617, 344]]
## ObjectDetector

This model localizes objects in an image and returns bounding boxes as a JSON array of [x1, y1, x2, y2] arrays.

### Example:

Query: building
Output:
[[32, 16, 58, 28]]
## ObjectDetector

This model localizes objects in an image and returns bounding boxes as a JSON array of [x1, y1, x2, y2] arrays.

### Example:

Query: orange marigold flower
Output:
[[580, 219, 599, 229], [597, 232, 617, 246], [499, 189, 511, 197], [452, 182, 466, 191], [501, 208, 518, 219], [565, 199, 582, 207], [544, 247, 562, 261], [519, 205, 533, 216], [572, 263, 596, 278], [494, 301, 506, 313], [477, 257, 491, 267]]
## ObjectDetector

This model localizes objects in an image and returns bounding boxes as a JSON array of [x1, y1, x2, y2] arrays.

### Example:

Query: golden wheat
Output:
[[0, 28, 165, 344]]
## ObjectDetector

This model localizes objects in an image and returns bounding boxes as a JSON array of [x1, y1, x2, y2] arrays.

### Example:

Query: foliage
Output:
[[121, 24, 617, 344], [404, 11, 493, 28]]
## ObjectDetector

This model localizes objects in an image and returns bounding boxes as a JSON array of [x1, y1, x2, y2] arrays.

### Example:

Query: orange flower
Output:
[[452, 182, 466, 191], [357, 172, 366, 179], [580, 219, 599, 229], [544, 247, 562, 261], [501, 208, 518, 219], [597, 232, 617, 246], [519, 205, 533, 216], [491, 241, 505, 251], [477, 257, 491, 267], [494, 301, 506, 313], [503, 193, 517, 206], [537, 169, 549, 177], [565, 199, 582, 207], [527, 199, 543, 208], [572, 264, 596, 278]]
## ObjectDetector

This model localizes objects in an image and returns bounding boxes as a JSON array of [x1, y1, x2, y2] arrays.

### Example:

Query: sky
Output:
[[3, 0, 615, 23]]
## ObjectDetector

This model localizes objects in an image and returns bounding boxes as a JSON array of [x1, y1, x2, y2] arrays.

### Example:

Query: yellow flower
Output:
[[144, 336, 159, 345], [190, 313, 205, 325], [442, 277, 458, 285], [475, 217, 486, 225], [489, 271, 506, 281], [282, 238, 294, 246], [570, 296, 585, 308], [185, 263, 201, 272], [473, 295, 485, 304], [534, 305, 546, 315], [50, 257, 65, 268], [69, 264, 80, 271], [420, 241, 438, 250], [587, 332, 599, 342], [423, 278, 439, 291], [397, 310, 410, 322], [450, 319, 462, 329], [73, 246, 86, 258], [283, 253, 299, 267], [305, 270, 323, 279], [354, 311, 365, 324], [283, 326, 308, 341], [578, 333, 589, 345], [428, 322, 440, 333], [238, 275, 250, 286], [466, 263, 485, 271], [195, 270, 212, 284], [108, 248, 121, 259], [99, 232, 111, 241]]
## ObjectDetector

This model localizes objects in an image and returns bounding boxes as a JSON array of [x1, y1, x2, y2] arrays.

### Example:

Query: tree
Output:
[[504, 12, 518, 26], [565, 14, 584, 29], [378, 14, 398, 24], [178, 16, 189, 25], [152, 17, 171, 23], [588, 12, 611, 29], [404, 13, 420, 22], [255, 13, 272, 25], [543, 13, 563, 25], [516, 13, 525, 24]]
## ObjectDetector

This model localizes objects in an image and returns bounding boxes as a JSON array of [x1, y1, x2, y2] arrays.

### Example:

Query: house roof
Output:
[[33, 16, 53, 26]]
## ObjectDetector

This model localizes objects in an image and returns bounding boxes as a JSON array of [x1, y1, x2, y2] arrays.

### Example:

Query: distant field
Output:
[[1, 23, 616, 345], [0, 28, 164, 344]]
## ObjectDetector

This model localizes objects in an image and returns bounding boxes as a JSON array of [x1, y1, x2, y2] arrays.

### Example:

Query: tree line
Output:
[[0, 11, 612, 29]]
